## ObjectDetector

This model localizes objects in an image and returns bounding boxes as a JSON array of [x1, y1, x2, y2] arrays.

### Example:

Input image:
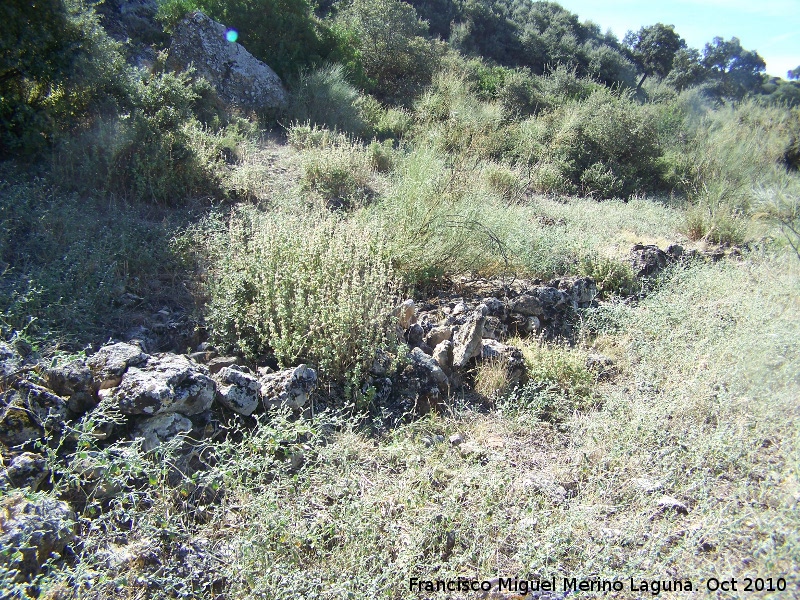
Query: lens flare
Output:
[[225, 29, 238, 43]]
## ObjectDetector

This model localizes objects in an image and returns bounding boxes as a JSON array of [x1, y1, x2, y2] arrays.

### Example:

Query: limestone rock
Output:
[[167, 11, 287, 111], [424, 326, 452, 348], [0, 493, 76, 580], [409, 348, 448, 390], [111, 354, 215, 416], [260, 365, 317, 410], [87, 342, 148, 390], [552, 276, 597, 308], [452, 310, 486, 368], [215, 366, 259, 416], [14, 381, 69, 434], [45, 359, 97, 414], [0, 391, 43, 446], [0, 453, 49, 491], [396, 299, 417, 329], [432, 340, 453, 373], [133, 412, 194, 452], [630, 244, 671, 278]]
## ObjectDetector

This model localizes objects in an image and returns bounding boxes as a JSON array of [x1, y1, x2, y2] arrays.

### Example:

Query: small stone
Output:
[[396, 299, 417, 329], [1, 453, 49, 491], [0, 493, 76, 580], [425, 326, 452, 348], [656, 495, 688, 515], [215, 366, 259, 416], [631, 477, 662, 493], [449, 433, 464, 446], [206, 356, 240, 375], [260, 364, 317, 411]]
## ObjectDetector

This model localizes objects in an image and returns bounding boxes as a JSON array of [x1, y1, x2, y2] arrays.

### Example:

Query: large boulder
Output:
[[111, 354, 215, 416], [167, 11, 288, 111]]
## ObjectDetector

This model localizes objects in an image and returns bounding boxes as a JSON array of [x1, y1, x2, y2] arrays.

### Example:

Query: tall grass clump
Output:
[[200, 207, 399, 383], [298, 134, 373, 208], [363, 148, 517, 286], [676, 100, 800, 244], [287, 64, 369, 136], [413, 70, 511, 160]]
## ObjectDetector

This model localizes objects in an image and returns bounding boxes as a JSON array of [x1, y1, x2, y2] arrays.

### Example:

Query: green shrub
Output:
[[300, 139, 372, 206], [413, 70, 511, 160], [504, 339, 596, 421], [200, 207, 399, 384], [334, 0, 442, 103], [367, 140, 396, 173], [54, 70, 230, 204], [0, 0, 131, 156], [579, 255, 637, 298], [513, 87, 664, 198]]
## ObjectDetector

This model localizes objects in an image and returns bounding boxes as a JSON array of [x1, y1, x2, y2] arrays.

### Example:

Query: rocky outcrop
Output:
[[88, 342, 148, 390], [167, 11, 287, 111]]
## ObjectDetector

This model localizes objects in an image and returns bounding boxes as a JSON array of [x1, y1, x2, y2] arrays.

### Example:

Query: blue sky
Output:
[[560, 0, 800, 78]]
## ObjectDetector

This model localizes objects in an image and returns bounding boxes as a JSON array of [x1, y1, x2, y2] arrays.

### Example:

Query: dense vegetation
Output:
[[1, 0, 799, 597]]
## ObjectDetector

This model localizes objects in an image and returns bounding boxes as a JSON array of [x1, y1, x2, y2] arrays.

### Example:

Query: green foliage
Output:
[[334, 0, 442, 102], [288, 64, 368, 136], [198, 207, 399, 383], [413, 70, 511, 160], [0, 0, 131, 155], [506, 339, 596, 421], [579, 255, 637, 298], [54, 70, 230, 204], [513, 87, 664, 198], [299, 138, 372, 207], [701, 36, 766, 100], [624, 23, 685, 91]]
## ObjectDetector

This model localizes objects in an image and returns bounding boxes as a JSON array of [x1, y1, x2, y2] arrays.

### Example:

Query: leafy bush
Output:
[[413, 70, 511, 160], [579, 255, 637, 298], [513, 87, 664, 198], [334, 0, 442, 103], [199, 207, 399, 384], [0, 0, 131, 156], [54, 70, 230, 204], [299, 139, 372, 207], [503, 339, 596, 421]]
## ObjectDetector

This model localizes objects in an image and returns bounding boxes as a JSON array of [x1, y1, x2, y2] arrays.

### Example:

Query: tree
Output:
[[664, 47, 706, 91], [788, 66, 800, 80], [702, 36, 766, 99], [624, 23, 685, 92]]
